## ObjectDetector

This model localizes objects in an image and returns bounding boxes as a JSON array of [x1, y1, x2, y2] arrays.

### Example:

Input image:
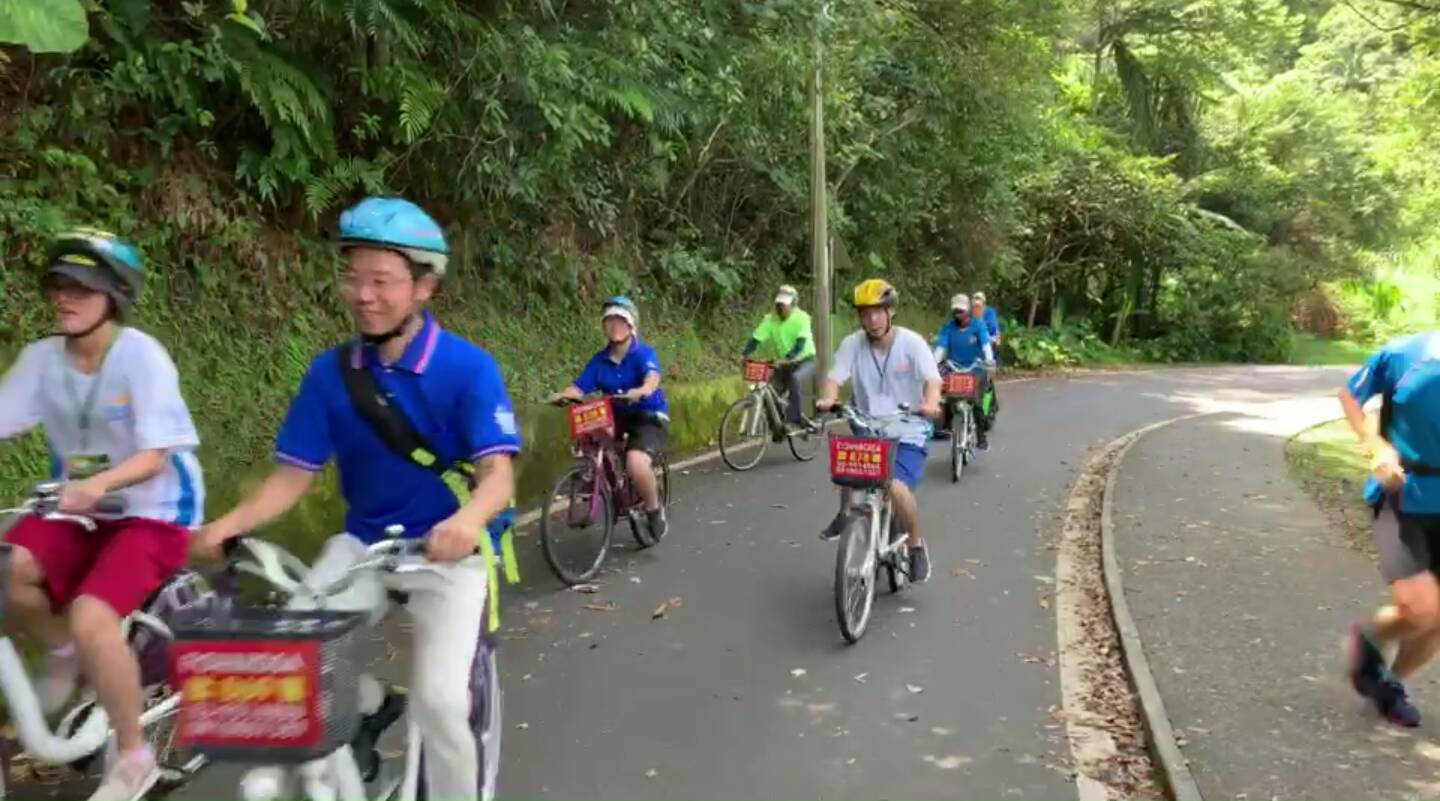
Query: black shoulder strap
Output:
[[339, 341, 447, 477]]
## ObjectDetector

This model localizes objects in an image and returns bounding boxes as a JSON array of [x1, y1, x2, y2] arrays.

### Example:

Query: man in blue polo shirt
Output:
[[1342, 331, 1440, 730], [551, 296, 669, 540], [197, 197, 517, 800], [933, 293, 995, 450]]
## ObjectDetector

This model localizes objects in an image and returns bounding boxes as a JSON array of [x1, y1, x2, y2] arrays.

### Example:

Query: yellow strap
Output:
[[440, 470, 515, 631], [500, 529, 519, 584]]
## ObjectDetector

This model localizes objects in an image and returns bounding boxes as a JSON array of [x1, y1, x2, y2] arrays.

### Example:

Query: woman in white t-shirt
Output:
[[0, 230, 203, 801]]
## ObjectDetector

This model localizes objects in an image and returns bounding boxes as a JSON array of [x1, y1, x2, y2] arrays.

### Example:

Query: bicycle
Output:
[[718, 359, 821, 471], [940, 359, 987, 483], [174, 532, 501, 801], [539, 395, 671, 585], [0, 481, 212, 799], [820, 405, 929, 644]]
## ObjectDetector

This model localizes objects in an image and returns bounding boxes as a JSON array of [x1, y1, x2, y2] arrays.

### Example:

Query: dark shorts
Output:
[[1374, 499, 1440, 581], [620, 413, 668, 457], [6, 516, 189, 616]]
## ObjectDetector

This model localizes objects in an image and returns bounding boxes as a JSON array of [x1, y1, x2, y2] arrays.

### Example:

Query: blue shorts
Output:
[[892, 442, 927, 490]]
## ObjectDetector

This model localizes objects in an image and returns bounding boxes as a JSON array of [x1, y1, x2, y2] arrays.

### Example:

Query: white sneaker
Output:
[[42, 644, 81, 715], [88, 745, 158, 801]]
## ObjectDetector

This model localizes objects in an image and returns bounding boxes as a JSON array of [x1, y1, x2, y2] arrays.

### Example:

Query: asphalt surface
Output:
[[12, 365, 1349, 800], [1112, 400, 1440, 801]]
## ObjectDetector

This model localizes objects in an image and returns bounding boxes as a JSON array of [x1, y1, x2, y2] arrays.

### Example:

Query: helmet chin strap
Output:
[[361, 314, 416, 346]]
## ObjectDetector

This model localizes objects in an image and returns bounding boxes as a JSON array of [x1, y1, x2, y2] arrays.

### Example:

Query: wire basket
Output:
[[169, 605, 364, 763]]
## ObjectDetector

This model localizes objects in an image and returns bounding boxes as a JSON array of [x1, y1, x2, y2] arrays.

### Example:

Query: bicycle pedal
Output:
[[352, 691, 407, 782]]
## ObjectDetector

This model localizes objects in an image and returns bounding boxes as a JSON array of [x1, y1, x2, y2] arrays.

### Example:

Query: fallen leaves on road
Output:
[[854, 672, 869, 683], [1015, 651, 1057, 667], [790, 668, 808, 678], [906, 684, 925, 694], [569, 583, 602, 594], [652, 596, 683, 619], [582, 602, 617, 613]]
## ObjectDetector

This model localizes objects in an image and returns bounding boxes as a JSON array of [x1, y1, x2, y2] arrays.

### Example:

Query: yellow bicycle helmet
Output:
[[852, 278, 898, 309]]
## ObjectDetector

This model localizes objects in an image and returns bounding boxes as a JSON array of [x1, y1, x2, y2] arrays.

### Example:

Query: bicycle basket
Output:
[[568, 397, 616, 441], [169, 605, 364, 763], [943, 372, 979, 399], [828, 435, 896, 489], [742, 360, 772, 383]]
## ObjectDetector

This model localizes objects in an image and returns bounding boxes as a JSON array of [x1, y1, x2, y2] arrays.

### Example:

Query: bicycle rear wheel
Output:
[[834, 513, 876, 644], [886, 514, 910, 594], [719, 396, 769, 471], [539, 464, 614, 585], [949, 420, 963, 483], [628, 451, 670, 548]]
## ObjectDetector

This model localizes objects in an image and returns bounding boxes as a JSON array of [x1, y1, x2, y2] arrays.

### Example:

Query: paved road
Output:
[[17, 366, 1349, 800]]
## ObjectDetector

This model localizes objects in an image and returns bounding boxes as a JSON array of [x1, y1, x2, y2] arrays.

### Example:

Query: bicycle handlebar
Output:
[[224, 526, 477, 602], [1, 482, 127, 532]]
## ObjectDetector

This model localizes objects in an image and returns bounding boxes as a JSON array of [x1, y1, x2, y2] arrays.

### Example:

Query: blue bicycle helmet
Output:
[[43, 229, 145, 312], [601, 295, 639, 328], [337, 197, 450, 276]]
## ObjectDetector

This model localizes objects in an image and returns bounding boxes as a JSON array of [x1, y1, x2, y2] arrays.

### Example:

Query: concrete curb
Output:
[[1098, 414, 1217, 801]]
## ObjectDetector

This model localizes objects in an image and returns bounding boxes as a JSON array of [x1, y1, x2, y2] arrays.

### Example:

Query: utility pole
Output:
[[811, 1, 831, 385]]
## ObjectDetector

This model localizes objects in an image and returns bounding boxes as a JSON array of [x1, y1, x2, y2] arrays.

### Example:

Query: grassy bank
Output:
[[1284, 418, 1372, 554]]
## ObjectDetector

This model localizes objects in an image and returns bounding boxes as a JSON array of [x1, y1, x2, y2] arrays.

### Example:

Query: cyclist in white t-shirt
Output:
[[0, 230, 203, 801], [816, 279, 942, 582]]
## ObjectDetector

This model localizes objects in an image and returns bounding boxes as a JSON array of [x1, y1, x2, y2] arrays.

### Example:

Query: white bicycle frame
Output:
[[737, 374, 786, 438], [0, 486, 198, 799], [227, 533, 484, 801]]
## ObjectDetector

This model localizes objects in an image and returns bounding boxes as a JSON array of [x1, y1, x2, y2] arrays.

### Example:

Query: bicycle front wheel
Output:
[[540, 464, 614, 585], [834, 513, 877, 644], [719, 396, 769, 471], [786, 418, 821, 462]]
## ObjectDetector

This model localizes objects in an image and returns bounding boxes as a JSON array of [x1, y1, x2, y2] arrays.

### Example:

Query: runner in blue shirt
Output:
[[551, 296, 670, 541], [197, 197, 517, 800], [1342, 331, 1440, 729]]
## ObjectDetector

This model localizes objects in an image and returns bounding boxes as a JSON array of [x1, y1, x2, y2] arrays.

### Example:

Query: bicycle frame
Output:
[[846, 487, 902, 578], [568, 434, 630, 525], [736, 380, 787, 440]]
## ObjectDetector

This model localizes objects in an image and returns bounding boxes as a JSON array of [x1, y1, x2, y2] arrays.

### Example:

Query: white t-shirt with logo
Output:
[[829, 326, 941, 446], [0, 328, 204, 526]]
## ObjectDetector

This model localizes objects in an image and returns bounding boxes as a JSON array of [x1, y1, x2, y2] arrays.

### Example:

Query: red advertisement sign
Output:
[[742, 360, 772, 383], [944, 373, 978, 398], [829, 436, 893, 483], [567, 397, 615, 439], [171, 639, 323, 749]]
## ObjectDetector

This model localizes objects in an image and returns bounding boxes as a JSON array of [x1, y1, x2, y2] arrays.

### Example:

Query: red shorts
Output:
[[5, 516, 188, 617]]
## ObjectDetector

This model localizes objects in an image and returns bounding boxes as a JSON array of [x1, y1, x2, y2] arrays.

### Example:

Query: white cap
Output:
[[775, 285, 799, 306], [950, 293, 970, 311], [602, 304, 636, 329], [972, 291, 987, 303]]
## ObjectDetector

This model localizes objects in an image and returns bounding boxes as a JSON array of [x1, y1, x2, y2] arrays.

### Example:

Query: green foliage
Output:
[[0, 0, 88, 53], [1007, 324, 1135, 369]]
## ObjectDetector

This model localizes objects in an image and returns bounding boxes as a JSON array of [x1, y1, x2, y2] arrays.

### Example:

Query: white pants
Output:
[[301, 534, 499, 801]]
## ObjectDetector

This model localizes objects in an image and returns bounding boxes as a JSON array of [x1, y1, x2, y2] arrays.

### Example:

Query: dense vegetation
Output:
[[3, 0, 1439, 512]]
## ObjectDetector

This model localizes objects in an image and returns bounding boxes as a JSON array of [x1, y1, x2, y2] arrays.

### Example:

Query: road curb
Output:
[[1098, 414, 1215, 801]]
